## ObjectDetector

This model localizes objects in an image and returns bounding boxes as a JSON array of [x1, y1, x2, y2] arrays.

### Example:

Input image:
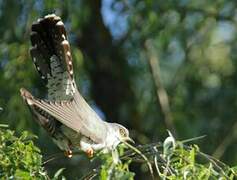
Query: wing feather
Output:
[[21, 88, 108, 143]]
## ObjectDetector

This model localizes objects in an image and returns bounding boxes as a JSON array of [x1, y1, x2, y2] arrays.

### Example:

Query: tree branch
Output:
[[144, 40, 177, 137], [213, 120, 237, 159]]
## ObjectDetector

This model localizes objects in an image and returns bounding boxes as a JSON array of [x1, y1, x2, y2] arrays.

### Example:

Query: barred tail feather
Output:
[[30, 14, 76, 100], [20, 88, 58, 136]]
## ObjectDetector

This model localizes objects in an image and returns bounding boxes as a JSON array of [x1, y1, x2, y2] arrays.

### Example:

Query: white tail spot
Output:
[[62, 34, 66, 40], [37, 18, 43, 22], [33, 57, 36, 62], [45, 14, 56, 19], [54, 16, 61, 21], [62, 40, 69, 45], [26, 99, 34, 105], [56, 21, 64, 26], [70, 70, 73, 75], [37, 66, 40, 71], [66, 51, 71, 56]]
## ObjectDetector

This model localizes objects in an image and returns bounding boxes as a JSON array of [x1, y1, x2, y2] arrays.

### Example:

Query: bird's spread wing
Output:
[[30, 14, 76, 101], [20, 89, 108, 144], [23, 14, 109, 144]]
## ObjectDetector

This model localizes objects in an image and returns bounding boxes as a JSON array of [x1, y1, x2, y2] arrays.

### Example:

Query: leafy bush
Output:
[[0, 124, 48, 179], [0, 125, 236, 179], [117, 132, 237, 179], [79, 132, 237, 179]]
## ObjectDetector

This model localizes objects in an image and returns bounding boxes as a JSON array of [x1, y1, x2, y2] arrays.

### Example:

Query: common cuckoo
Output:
[[20, 14, 133, 158]]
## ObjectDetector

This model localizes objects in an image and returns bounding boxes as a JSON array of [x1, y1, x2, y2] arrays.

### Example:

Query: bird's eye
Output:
[[119, 128, 126, 137]]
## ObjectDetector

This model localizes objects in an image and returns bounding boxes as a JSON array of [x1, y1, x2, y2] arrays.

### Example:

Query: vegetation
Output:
[[0, 125, 47, 179], [0, 0, 237, 179], [0, 125, 236, 179]]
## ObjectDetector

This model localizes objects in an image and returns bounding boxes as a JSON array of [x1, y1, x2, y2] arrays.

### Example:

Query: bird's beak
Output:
[[123, 137, 135, 144]]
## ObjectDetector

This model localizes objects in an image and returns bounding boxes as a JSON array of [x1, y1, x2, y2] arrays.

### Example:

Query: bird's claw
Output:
[[64, 150, 72, 158], [86, 148, 94, 158]]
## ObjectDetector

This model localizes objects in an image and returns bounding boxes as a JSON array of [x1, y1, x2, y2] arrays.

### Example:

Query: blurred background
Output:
[[0, 0, 237, 178]]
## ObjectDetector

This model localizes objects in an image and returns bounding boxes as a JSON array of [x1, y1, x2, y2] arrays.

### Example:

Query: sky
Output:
[[102, 0, 128, 39]]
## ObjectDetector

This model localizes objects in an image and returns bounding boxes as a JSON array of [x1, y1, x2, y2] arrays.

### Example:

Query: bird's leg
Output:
[[64, 150, 72, 158], [64, 140, 73, 158], [85, 147, 94, 158], [80, 137, 106, 158], [80, 137, 96, 158], [85, 143, 106, 157]]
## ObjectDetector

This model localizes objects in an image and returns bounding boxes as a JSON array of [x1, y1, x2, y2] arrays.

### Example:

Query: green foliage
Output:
[[0, 125, 47, 179], [99, 157, 134, 180], [156, 139, 236, 179], [76, 134, 237, 179], [99, 132, 236, 179], [98, 148, 134, 180], [52, 168, 66, 180], [0, 125, 236, 179]]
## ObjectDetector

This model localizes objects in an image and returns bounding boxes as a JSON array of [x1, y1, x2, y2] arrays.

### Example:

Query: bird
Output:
[[20, 14, 133, 158]]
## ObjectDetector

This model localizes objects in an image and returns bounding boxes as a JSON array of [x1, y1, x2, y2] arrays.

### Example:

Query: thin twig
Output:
[[43, 152, 65, 165], [181, 135, 206, 143], [43, 150, 85, 165], [153, 146, 162, 178], [79, 168, 99, 180]]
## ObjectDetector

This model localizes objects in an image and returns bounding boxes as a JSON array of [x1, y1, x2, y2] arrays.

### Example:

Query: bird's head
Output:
[[111, 123, 134, 144]]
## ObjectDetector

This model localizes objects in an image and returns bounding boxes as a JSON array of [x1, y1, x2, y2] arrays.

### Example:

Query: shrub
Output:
[[0, 124, 48, 179]]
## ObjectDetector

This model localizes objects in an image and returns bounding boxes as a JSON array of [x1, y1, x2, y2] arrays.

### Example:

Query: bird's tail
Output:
[[20, 88, 57, 135], [30, 14, 76, 100], [30, 14, 74, 81]]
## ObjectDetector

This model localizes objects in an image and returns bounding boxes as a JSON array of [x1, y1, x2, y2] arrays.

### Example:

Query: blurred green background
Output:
[[0, 0, 237, 178]]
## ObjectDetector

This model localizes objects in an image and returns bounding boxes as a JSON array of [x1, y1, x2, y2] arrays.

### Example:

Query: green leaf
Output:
[[53, 168, 66, 180]]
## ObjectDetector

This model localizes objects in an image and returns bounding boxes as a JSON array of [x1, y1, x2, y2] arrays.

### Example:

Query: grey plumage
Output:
[[20, 14, 132, 156]]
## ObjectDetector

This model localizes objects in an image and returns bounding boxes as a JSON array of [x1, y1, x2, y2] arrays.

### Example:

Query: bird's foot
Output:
[[64, 150, 72, 158], [86, 148, 94, 158]]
